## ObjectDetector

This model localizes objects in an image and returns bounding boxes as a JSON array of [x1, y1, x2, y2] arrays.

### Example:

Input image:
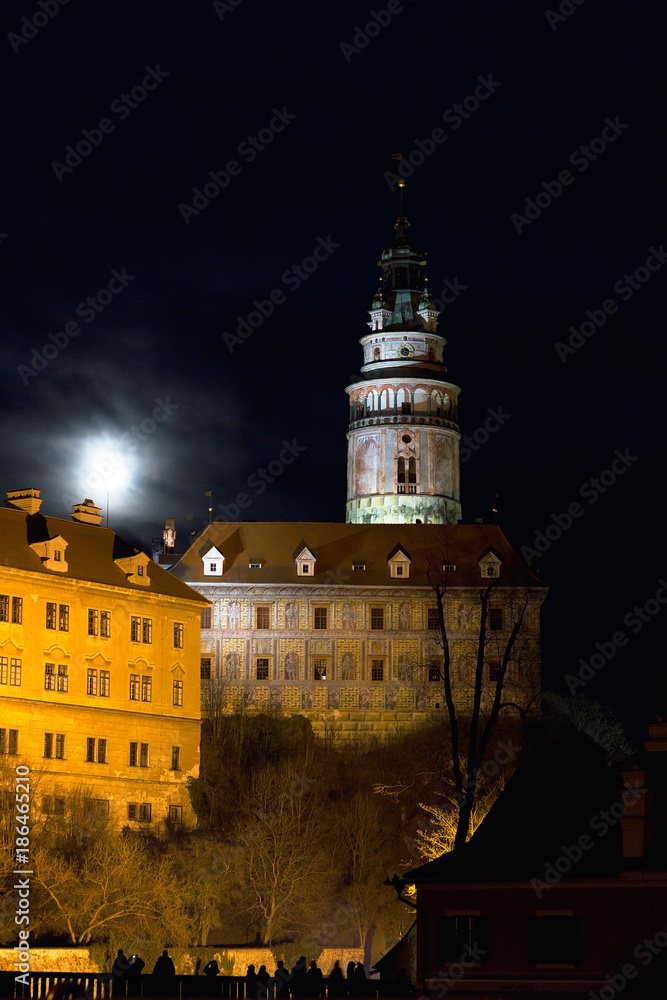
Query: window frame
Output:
[[370, 606, 385, 630]]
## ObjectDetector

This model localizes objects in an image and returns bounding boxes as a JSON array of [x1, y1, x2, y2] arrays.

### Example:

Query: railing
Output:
[[0, 974, 410, 1000]]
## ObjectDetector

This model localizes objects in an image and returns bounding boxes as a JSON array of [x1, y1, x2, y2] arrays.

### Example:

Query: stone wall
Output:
[[0, 947, 365, 976]]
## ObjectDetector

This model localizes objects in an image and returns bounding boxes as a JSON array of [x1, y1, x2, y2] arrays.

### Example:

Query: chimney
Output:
[[6, 488, 43, 515], [71, 499, 103, 526]]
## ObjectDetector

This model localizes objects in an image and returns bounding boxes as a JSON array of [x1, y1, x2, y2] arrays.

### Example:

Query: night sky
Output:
[[1, 1, 664, 737]]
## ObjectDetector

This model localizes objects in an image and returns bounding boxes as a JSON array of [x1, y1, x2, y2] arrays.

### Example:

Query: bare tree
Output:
[[32, 833, 190, 945], [428, 575, 536, 850], [232, 760, 339, 944]]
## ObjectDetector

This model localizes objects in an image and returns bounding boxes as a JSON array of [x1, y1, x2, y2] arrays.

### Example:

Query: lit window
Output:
[[45, 663, 56, 691], [58, 605, 69, 631], [0, 729, 19, 755], [141, 675, 152, 702], [313, 658, 328, 681], [10, 659, 21, 686], [88, 609, 98, 636], [174, 623, 184, 648], [256, 606, 270, 630], [371, 659, 384, 681], [171, 746, 181, 770], [100, 611, 111, 637], [370, 607, 384, 630], [313, 607, 328, 629], [256, 658, 270, 680], [127, 802, 151, 822], [173, 679, 183, 706]]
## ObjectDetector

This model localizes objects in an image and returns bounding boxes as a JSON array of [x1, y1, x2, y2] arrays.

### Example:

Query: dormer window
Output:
[[30, 535, 69, 572], [479, 550, 502, 580], [249, 561, 263, 570], [137, 565, 144, 576], [203, 546, 224, 577], [115, 552, 151, 586], [388, 546, 411, 580], [295, 546, 316, 577]]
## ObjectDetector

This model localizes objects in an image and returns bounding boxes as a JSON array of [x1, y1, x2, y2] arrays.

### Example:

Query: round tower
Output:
[[345, 184, 462, 525]]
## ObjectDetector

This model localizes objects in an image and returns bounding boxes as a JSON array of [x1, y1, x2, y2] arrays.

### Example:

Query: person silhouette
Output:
[[203, 960, 219, 978], [246, 964, 257, 997], [327, 961, 345, 998], [305, 960, 323, 998]]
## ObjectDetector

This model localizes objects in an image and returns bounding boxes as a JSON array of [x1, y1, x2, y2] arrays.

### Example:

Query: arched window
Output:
[[397, 458, 406, 493], [373, 347, 381, 361]]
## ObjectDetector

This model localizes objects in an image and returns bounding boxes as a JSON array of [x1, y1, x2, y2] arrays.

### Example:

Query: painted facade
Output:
[[0, 489, 207, 831], [170, 522, 546, 739]]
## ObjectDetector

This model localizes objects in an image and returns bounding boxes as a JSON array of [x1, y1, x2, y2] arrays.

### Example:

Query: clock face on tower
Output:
[[398, 344, 414, 358]]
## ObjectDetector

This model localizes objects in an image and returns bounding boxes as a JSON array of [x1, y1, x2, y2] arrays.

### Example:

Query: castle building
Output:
[[0, 488, 207, 830], [169, 195, 547, 737]]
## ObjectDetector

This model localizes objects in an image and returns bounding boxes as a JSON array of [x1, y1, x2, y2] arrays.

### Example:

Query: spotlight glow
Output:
[[76, 435, 137, 504]]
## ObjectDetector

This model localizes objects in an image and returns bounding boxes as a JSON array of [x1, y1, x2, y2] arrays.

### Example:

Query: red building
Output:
[[407, 720, 667, 998]]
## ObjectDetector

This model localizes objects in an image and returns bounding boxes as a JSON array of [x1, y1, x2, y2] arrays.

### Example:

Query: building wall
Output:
[[198, 586, 541, 738], [0, 565, 202, 830]]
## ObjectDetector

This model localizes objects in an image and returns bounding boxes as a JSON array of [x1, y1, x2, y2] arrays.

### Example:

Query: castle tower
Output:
[[345, 184, 462, 525]]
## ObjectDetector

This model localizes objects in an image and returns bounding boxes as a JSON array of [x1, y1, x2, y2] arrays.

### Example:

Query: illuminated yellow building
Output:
[[0, 488, 207, 831]]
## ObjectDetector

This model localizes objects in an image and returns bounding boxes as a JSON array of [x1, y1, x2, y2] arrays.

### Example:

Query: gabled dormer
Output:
[[479, 548, 502, 580], [368, 289, 392, 333], [202, 545, 224, 577], [30, 535, 69, 572], [388, 544, 411, 579], [115, 550, 151, 586], [295, 546, 316, 577]]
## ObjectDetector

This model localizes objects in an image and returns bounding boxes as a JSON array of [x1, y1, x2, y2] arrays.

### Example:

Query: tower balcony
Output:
[[348, 414, 460, 432]]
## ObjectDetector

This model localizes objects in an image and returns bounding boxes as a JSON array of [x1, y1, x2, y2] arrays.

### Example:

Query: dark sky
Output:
[[1, 1, 664, 736]]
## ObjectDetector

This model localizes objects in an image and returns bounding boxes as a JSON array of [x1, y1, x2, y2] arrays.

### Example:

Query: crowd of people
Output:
[[109, 949, 414, 997]]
